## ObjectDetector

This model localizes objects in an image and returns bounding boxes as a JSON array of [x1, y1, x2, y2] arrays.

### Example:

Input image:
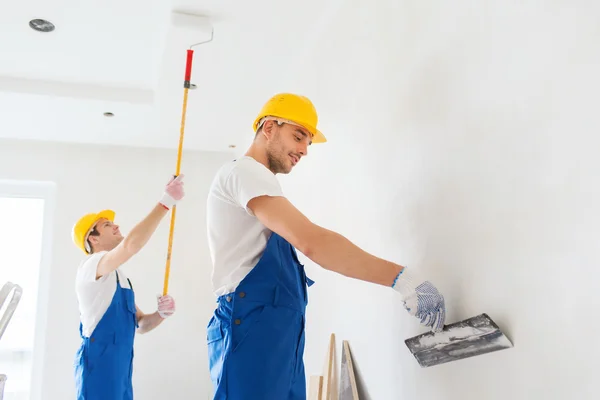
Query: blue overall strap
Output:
[[207, 232, 314, 400]]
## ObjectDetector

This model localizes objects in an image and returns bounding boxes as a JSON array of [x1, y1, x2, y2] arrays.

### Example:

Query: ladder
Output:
[[0, 282, 23, 400]]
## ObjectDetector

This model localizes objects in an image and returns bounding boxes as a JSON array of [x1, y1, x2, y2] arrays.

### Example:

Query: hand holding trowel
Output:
[[392, 267, 513, 368]]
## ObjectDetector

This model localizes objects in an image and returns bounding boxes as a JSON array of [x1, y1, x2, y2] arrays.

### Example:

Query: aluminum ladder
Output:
[[0, 282, 23, 400]]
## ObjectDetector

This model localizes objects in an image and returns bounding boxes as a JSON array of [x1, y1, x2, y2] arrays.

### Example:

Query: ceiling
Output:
[[0, 0, 333, 153]]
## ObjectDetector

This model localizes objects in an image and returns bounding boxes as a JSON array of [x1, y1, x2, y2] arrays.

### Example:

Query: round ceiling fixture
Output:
[[29, 19, 55, 33], [103, 112, 114, 117]]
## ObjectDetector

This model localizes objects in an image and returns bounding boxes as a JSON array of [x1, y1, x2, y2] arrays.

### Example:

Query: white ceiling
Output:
[[0, 0, 333, 153]]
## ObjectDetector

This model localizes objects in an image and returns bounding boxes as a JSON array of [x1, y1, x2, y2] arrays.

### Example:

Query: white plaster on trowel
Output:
[[418, 326, 492, 347]]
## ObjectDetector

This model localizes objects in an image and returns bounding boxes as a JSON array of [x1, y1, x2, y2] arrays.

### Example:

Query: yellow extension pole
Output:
[[162, 49, 194, 296]]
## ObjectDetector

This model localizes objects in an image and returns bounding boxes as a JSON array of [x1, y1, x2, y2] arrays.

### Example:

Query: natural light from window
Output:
[[0, 196, 45, 400]]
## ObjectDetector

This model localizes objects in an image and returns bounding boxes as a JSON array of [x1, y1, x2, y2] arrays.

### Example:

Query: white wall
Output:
[[0, 138, 232, 399], [275, 1, 600, 399], [3, 2, 600, 399]]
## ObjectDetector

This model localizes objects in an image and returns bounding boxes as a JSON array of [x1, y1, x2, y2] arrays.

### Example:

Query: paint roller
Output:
[[162, 11, 214, 296]]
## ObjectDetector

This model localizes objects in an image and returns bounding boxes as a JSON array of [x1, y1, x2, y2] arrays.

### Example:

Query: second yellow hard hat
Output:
[[72, 209, 115, 254]]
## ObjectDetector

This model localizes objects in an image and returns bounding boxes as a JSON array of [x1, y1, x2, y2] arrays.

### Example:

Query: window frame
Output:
[[0, 179, 56, 400]]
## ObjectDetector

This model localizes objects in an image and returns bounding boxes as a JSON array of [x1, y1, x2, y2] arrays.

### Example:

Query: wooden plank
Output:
[[339, 340, 359, 400], [321, 333, 337, 400], [308, 375, 323, 400]]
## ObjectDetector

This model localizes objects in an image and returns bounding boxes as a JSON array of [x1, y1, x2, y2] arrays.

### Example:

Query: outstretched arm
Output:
[[248, 195, 446, 332], [248, 195, 404, 286], [96, 175, 185, 279]]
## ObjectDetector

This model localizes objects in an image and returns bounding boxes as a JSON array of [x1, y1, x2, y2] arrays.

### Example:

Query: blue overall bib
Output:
[[207, 232, 315, 399], [74, 271, 138, 400]]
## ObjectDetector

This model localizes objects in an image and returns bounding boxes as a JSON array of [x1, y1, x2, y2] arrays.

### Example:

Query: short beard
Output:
[[266, 150, 287, 174], [265, 131, 288, 174]]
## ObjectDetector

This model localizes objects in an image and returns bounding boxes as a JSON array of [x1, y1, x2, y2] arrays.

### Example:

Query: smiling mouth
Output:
[[290, 155, 299, 166]]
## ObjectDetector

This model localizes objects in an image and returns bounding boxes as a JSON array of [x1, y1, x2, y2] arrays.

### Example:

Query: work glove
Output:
[[159, 174, 185, 210], [157, 294, 176, 319], [392, 267, 446, 332]]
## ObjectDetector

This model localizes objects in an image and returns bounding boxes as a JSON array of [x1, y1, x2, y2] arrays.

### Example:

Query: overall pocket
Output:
[[231, 303, 266, 353], [207, 318, 225, 386]]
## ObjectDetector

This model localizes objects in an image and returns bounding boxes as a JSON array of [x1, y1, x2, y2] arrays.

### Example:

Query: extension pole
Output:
[[162, 48, 194, 296]]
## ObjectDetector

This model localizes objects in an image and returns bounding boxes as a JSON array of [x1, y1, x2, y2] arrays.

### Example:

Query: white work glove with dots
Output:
[[157, 294, 176, 319], [392, 267, 446, 332], [159, 174, 185, 210]]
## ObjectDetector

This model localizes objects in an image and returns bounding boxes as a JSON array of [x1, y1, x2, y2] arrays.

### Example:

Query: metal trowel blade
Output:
[[404, 313, 513, 368]]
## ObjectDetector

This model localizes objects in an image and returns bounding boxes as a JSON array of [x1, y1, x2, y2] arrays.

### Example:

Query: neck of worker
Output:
[[244, 144, 273, 174]]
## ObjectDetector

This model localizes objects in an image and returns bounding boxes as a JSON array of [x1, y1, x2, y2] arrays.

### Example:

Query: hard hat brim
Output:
[[95, 210, 115, 223], [311, 129, 327, 144]]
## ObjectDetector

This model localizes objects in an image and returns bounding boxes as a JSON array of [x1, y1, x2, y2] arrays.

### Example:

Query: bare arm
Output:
[[135, 305, 165, 334], [96, 204, 168, 279], [248, 196, 404, 286]]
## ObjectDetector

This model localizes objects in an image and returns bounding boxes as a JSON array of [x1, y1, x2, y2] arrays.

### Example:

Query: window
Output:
[[0, 181, 55, 400]]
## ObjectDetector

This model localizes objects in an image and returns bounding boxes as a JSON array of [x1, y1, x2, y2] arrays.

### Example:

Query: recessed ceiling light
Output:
[[29, 19, 55, 33], [103, 112, 114, 117]]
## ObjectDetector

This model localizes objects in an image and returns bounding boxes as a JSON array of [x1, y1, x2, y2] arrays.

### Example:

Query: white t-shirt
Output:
[[206, 156, 285, 296], [75, 251, 132, 337]]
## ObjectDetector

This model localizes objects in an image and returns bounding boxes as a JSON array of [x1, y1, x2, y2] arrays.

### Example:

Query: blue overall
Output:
[[74, 271, 138, 400], [207, 232, 315, 399]]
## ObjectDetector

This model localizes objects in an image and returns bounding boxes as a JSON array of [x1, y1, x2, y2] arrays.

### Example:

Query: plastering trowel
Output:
[[404, 313, 513, 368]]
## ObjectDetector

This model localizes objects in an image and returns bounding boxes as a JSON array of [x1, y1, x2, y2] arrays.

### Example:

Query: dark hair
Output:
[[87, 226, 100, 254]]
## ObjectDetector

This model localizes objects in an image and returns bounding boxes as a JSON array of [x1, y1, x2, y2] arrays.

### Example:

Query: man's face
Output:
[[264, 120, 312, 174], [87, 218, 123, 252]]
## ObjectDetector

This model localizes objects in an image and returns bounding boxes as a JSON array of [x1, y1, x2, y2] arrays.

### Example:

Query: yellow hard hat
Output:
[[72, 209, 115, 254], [252, 93, 326, 143]]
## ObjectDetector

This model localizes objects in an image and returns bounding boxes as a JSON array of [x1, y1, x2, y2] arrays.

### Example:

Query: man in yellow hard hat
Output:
[[72, 175, 185, 400], [205, 93, 446, 399]]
